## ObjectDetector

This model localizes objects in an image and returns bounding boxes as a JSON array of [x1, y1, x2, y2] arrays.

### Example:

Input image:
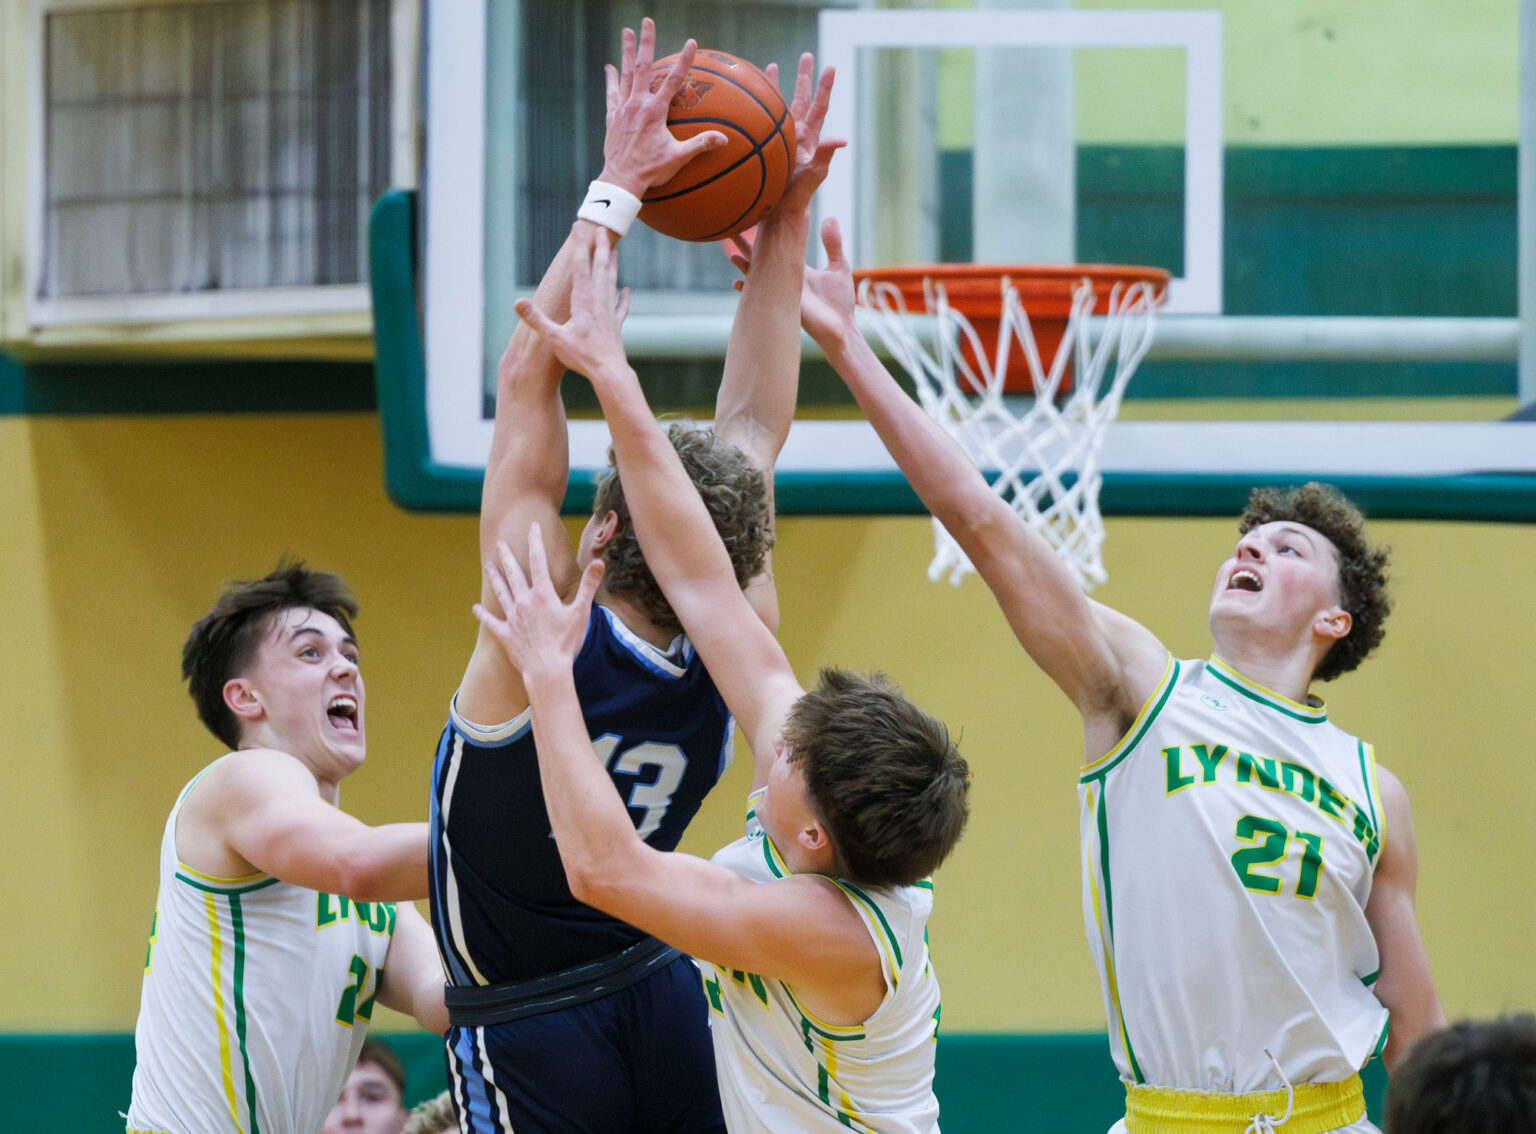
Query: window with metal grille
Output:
[[489, 1, 833, 295], [37, 0, 392, 310], [475, 0, 849, 397]]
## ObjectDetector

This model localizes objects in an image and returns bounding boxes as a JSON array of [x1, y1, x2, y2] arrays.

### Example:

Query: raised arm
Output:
[[179, 750, 429, 901], [516, 229, 803, 765], [802, 218, 1166, 752], [458, 19, 728, 724], [474, 532, 884, 1026], [713, 55, 843, 631], [1365, 765, 1445, 1068], [457, 253, 579, 726], [715, 55, 839, 475]]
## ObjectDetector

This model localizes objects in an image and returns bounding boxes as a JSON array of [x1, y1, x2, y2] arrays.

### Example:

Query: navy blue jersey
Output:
[[430, 603, 734, 987]]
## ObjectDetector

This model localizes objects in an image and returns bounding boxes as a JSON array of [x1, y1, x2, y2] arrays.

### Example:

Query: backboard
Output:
[[377, 1, 1536, 520]]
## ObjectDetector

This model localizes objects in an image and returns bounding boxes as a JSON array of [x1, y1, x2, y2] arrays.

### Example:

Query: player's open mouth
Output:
[[327, 695, 359, 732], [1228, 569, 1262, 592]]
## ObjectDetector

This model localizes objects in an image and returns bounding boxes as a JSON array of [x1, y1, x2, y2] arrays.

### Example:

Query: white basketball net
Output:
[[856, 272, 1160, 591]]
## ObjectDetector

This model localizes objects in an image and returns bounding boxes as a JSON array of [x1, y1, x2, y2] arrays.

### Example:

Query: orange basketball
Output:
[[638, 50, 796, 242]]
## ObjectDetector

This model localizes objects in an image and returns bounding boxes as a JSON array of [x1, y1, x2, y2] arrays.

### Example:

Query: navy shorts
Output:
[[446, 955, 725, 1133]]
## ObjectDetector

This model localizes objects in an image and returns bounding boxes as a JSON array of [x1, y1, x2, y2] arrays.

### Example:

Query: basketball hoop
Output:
[[853, 263, 1169, 591]]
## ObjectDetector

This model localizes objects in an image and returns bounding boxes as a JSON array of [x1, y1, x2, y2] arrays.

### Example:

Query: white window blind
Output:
[[40, 0, 392, 301]]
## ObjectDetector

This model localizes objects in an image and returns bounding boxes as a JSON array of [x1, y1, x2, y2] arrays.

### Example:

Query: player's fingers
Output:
[[653, 37, 696, 106], [805, 138, 846, 182], [605, 63, 620, 121], [573, 558, 605, 614], [567, 229, 597, 288], [634, 19, 654, 76], [807, 65, 836, 131], [765, 62, 779, 88], [524, 522, 550, 591], [495, 538, 532, 597], [479, 561, 515, 622], [793, 53, 814, 116], [590, 230, 616, 284], [615, 287, 631, 325], [677, 130, 726, 164], [820, 216, 845, 265], [514, 298, 559, 340], [471, 603, 503, 638], [617, 26, 636, 102]]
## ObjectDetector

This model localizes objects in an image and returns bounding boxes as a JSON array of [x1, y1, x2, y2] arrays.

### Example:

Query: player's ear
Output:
[[590, 510, 621, 551], [224, 678, 264, 723], [1315, 606, 1352, 642], [797, 819, 831, 855]]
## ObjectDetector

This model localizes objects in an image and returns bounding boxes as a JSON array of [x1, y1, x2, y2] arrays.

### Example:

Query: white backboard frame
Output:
[[817, 8, 1225, 315], [403, 3, 1536, 522]]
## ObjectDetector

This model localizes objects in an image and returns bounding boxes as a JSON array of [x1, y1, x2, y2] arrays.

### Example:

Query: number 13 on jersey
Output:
[[592, 736, 689, 840]]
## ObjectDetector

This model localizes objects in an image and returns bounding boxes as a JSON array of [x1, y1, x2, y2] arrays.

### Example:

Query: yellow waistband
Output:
[[1124, 1073, 1364, 1134]]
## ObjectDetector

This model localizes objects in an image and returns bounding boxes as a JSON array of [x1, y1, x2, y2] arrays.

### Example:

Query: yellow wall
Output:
[[1076, 0, 1518, 145], [934, 0, 1517, 149], [2, 411, 1533, 1035]]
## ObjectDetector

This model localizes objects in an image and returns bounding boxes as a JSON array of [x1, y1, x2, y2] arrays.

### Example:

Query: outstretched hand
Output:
[[474, 527, 604, 685], [600, 18, 727, 196], [515, 226, 632, 386], [800, 216, 859, 347], [723, 53, 844, 281], [767, 54, 844, 222]]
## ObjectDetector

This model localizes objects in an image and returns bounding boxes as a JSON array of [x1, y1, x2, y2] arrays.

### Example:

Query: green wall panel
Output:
[[0, 1031, 1389, 1131], [0, 354, 376, 415]]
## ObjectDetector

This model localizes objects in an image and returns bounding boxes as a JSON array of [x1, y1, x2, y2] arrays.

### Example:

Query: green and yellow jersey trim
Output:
[[1208, 655, 1328, 723], [1081, 655, 1179, 783], [833, 880, 904, 988], [176, 867, 281, 896], [203, 889, 260, 1134], [1083, 782, 1146, 1084], [784, 983, 868, 1042], [760, 832, 789, 879], [1358, 740, 1385, 856], [812, 1031, 874, 1131], [1370, 1018, 1391, 1061], [744, 786, 765, 831]]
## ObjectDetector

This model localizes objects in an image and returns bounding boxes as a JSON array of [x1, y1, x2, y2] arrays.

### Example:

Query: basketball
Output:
[[638, 50, 796, 242]]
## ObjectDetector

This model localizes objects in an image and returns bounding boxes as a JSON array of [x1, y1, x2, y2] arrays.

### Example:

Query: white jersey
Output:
[[1079, 656, 1390, 1098], [127, 759, 396, 1134], [704, 791, 942, 1134]]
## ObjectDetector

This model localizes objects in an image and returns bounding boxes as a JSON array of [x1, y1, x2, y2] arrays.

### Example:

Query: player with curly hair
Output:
[[793, 215, 1445, 1134], [1384, 1015, 1536, 1133], [427, 20, 844, 1134], [485, 220, 970, 1133]]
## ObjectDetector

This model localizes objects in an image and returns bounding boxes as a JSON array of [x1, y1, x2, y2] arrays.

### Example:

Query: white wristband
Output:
[[577, 180, 643, 237]]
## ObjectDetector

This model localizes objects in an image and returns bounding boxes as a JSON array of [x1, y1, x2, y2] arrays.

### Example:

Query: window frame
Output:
[[25, 0, 414, 331]]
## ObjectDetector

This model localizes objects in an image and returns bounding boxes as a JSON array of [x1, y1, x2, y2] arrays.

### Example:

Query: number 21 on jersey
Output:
[[1231, 814, 1324, 900]]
